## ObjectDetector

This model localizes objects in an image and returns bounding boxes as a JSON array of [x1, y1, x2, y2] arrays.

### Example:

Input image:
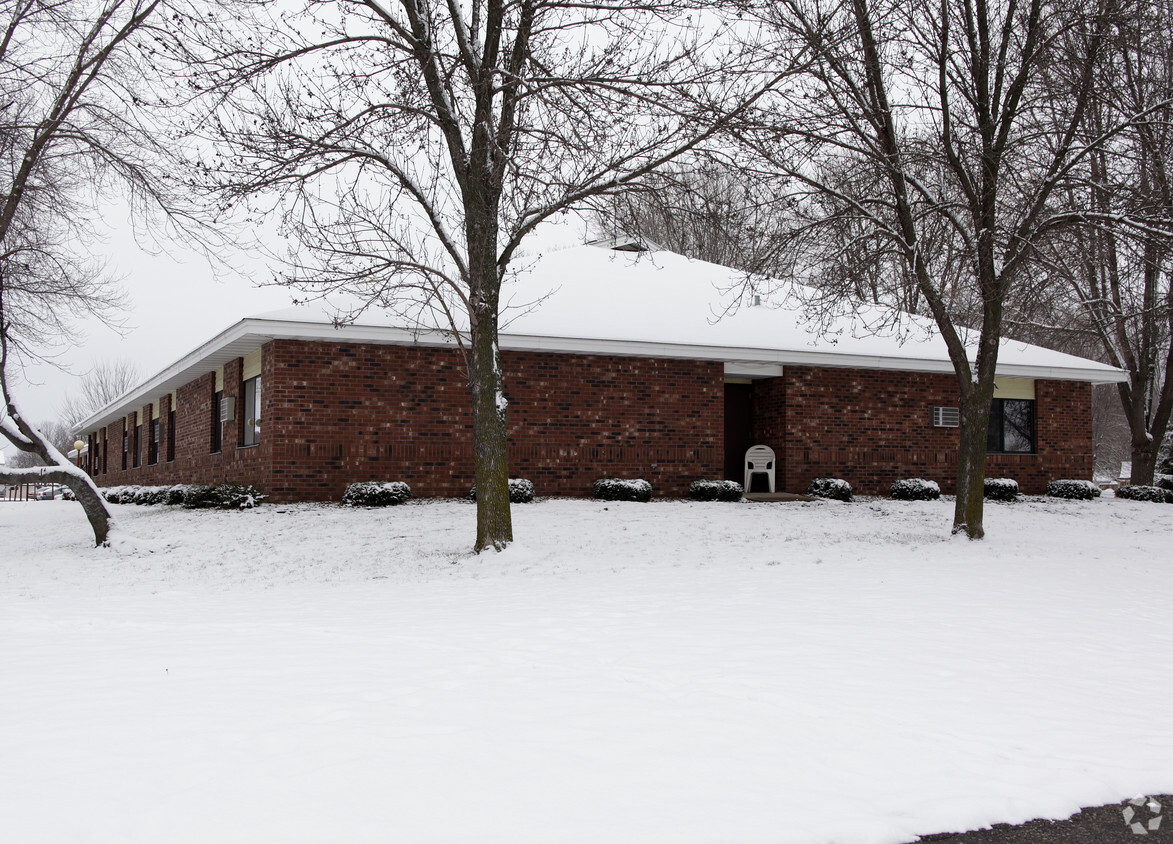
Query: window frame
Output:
[[148, 416, 159, 465], [212, 389, 223, 453], [987, 398, 1036, 454], [241, 375, 261, 448]]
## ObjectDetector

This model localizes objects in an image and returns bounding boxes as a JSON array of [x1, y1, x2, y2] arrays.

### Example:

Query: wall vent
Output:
[[933, 406, 960, 428]]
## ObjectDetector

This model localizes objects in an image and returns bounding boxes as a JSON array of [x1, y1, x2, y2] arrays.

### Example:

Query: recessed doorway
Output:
[[724, 382, 754, 485]]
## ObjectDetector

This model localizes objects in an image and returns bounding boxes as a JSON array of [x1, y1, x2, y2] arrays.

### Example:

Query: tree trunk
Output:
[[1129, 437, 1157, 486], [3, 376, 114, 545], [1121, 379, 1160, 486], [467, 320, 513, 553], [952, 397, 991, 539], [0, 466, 112, 545]]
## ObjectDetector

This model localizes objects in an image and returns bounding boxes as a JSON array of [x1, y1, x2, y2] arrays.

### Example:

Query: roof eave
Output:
[[76, 317, 1129, 432]]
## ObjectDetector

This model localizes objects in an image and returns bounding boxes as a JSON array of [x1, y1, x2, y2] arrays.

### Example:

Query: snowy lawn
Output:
[[1, 495, 1171, 844]]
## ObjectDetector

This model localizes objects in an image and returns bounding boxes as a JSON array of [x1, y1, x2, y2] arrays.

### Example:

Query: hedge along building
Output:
[[77, 243, 1126, 502]]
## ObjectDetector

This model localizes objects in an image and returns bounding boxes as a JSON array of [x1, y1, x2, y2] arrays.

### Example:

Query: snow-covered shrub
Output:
[[1116, 484, 1171, 503], [183, 483, 266, 510], [593, 478, 652, 502], [60, 487, 76, 501], [806, 477, 852, 502], [343, 481, 412, 507], [984, 478, 1019, 502], [1047, 479, 1101, 500], [107, 485, 140, 504], [689, 479, 743, 502], [133, 486, 168, 506], [1156, 476, 1173, 493], [181, 485, 218, 509], [467, 478, 536, 504], [889, 478, 941, 501], [164, 485, 189, 506]]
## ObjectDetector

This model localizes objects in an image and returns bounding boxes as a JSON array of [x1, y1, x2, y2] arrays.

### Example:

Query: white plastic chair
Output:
[[744, 445, 776, 494]]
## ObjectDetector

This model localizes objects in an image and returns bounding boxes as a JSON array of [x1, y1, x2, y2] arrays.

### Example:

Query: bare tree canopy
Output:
[[58, 358, 141, 430], [5, 418, 72, 468], [0, 0, 191, 545], [167, 0, 789, 551], [1029, 0, 1173, 486], [594, 161, 797, 277], [729, 0, 1143, 538]]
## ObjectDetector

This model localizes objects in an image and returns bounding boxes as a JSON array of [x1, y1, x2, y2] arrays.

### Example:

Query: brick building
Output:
[[77, 245, 1124, 501]]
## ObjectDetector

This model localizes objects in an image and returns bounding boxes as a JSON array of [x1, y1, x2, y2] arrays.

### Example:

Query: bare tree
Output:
[[595, 162, 796, 277], [169, 0, 786, 552], [58, 358, 141, 430], [1093, 383, 1133, 477], [0, 0, 187, 545], [733, 0, 1122, 538], [1030, 0, 1173, 487], [5, 419, 73, 468]]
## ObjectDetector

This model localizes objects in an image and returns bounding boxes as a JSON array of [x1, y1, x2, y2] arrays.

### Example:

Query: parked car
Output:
[[35, 486, 57, 500]]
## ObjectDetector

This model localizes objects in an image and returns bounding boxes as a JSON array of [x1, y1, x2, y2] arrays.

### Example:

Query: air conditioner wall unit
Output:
[[933, 406, 960, 428], [220, 396, 236, 422]]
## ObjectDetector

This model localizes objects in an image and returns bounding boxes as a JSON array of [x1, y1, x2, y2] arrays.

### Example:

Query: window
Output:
[[242, 376, 261, 447], [988, 399, 1035, 453], [122, 426, 128, 470], [149, 417, 159, 465], [133, 423, 142, 468], [212, 389, 223, 453], [167, 409, 176, 461]]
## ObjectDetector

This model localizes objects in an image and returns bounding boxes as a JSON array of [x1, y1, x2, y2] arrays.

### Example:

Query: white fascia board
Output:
[[987, 362, 1128, 385], [725, 362, 786, 379], [78, 319, 269, 432], [76, 319, 455, 432], [495, 332, 1128, 383], [77, 317, 1128, 434]]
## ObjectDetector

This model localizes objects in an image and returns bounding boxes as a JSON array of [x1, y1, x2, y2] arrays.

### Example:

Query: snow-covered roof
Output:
[[79, 244, 1126, 432]]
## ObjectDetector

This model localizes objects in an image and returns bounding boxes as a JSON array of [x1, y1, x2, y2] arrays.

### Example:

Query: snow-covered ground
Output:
[[2, 495, 1171, 843]]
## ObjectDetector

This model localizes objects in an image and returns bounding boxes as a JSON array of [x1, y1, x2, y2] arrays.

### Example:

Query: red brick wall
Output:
[[990, 379, 1093, 492], [778, 365, 1093, 495], [90, 355, 274, 492], [263, 340, 723, 502], [86, 341, 1093, 501], [750, 377, 788, 484]]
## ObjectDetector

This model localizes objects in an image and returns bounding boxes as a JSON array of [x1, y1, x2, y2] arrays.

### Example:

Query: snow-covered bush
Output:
[[100, 485, 185, 505], [467, 478, 536, 504], [983, 478, 1019, 502], [593, 478, 652, 502], [1157, 476, 1173, 493], [806, 477, 852, 502], [343, 481, 412, 507], [60, 487, 76, 501], [134, 486, 168, 506], [1116, 484, 1171, 503], [689, 479, 743, 502], [1047, 479, 1101, 500], [183, 483, 266, 510], [104, 485, 140, 504], [889, 478, 941, 501]]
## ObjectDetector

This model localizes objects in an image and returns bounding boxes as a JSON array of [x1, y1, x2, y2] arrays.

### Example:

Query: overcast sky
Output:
[[1, 207, 296, 464]]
